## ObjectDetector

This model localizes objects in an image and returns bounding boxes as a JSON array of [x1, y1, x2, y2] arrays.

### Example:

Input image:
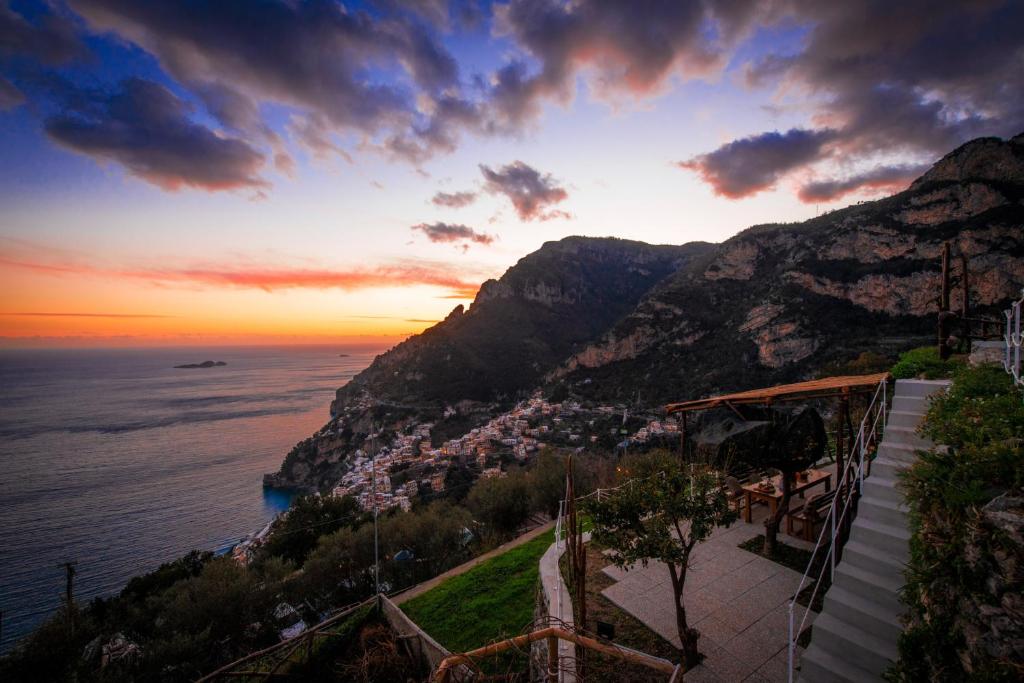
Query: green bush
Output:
[[892, 364, 1024, 682], [890, 346, 965, 380]]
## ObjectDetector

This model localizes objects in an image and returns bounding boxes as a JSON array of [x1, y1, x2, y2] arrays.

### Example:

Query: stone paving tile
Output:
[[736, 578, 796, 614], [715, 581, 779, 630], [737, 604, 796, 653], [701, 566, 769, 603], [719, 634, 781, 680], [601, 563, 628, 582], [693, 614, 740, 649], [681, 663, 722, 682], [736, 554, 786, 583], [754, 647, 789, 682], [699, 640, 763, 683]]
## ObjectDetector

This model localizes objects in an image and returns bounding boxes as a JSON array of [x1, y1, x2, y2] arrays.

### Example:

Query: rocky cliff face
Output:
[[553, 133, 1024, 404], [332, 236, 707, 408]]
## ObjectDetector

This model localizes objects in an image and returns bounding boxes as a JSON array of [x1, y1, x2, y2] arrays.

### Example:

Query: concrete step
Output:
[[834, 558, 905, 610], [882, 426, 934, 450], [799, 644, 880, 683], [862, 474, 903, 505], [858, 496, 909, 527], [849, 517, 911, 559], [823, 583, 903, 645], [870, 457, 912, 480], [894, 379, 950, 399], [811, 611, 898, 676], [876, 442, 919, 464], [886, 410, 925, 428], [891, 395, 928, 414], [841, 539, 907, 577]]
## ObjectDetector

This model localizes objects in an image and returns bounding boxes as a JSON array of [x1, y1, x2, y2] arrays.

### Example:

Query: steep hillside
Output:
[[553, 133, 1024, 404], [266, 237, 708, 490], [332, 237, 708, 407]]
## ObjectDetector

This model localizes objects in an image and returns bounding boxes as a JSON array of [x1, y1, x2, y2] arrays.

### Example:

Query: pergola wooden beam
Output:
[[664, 373, 891, 415]]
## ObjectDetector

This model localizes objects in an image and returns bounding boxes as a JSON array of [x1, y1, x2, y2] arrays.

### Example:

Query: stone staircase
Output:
[[799, 379, 950, 682]]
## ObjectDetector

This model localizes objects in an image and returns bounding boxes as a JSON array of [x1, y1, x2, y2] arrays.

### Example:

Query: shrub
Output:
[[892, 364, 1024, 681], [890, 345, 965, 379]]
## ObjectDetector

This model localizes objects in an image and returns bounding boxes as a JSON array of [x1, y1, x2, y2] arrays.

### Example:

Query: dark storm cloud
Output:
[[797, 163, 930, 203], [68, 0, 473, 165], [44, 77, 267, 191], [708, 0, 1024, 197], [485, 0, 783, 129], [0, 74, 23, 109], [480, 161, 569, 221], [431, 190, 477, 208], [4, 0, 1020, 199], [678, 128, 837, 198], [0, 1, 86, 65], [411, 221, 494, 248]]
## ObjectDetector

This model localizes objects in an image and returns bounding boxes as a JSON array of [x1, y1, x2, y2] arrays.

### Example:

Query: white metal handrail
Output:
[[786, 376, 888, 681], [1004, 288, 1024, 391]]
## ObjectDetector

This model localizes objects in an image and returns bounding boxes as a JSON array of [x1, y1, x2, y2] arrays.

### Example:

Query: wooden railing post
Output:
[[547, 635, 559, 683]]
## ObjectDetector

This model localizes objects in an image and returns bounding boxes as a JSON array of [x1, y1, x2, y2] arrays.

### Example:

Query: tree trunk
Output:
[[668, 561, 701, 669], [763, 473, 792, 556]]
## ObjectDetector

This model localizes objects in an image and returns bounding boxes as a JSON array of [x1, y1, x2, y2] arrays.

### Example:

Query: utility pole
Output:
[[59, 561, 77, 635], [371, 425, 379, 597]]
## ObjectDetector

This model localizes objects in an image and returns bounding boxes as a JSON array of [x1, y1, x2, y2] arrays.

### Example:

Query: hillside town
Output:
[[330, 394, 681, 514]]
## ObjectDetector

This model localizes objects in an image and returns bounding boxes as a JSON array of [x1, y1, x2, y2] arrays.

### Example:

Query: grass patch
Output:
[[890, 346, 965, 380], [562, 542, 681, 682], [401, 528, 554, 657], [738, 535, 829, 612]]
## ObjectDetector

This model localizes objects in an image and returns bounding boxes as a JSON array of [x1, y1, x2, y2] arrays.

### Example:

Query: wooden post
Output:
[[961, 253, 971, 350], [834, 400, 845, 489], [547, 635, 559, 683], [680, 412, 687, 463], [939, 242, 952, 359]]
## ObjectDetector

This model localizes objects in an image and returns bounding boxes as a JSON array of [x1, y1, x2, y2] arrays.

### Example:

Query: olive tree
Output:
[[585, 456, 736, 669]]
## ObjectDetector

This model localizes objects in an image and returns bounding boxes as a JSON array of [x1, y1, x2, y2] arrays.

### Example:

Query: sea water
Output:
[[0, 344, 380, 652]]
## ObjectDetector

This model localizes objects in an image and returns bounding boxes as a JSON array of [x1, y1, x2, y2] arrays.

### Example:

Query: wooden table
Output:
[[741, 469, 832, 524]]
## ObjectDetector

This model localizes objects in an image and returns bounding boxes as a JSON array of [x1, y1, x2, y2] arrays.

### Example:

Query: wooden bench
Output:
[[786, 490, 837, 541]]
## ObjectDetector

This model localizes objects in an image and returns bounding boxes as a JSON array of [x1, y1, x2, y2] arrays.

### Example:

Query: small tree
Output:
[[585, 456, 737, 669]]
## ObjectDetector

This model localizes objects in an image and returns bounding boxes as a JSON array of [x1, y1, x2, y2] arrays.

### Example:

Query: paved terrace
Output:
[[599, 472, 836, 683]]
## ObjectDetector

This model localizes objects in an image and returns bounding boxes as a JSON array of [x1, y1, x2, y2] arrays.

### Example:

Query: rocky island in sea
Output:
[[173, 360, 227, 369]]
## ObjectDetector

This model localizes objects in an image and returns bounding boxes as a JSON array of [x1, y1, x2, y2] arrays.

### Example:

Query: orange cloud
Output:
[[0, 255, 483, 299], [1, 312, 176, 318]]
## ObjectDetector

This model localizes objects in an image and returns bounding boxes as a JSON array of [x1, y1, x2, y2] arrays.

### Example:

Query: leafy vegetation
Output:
[[892, 364, 1024, 682], [890, 345, 965, 379], [257, 493, 364, 565], [466, 472, 532, 540], [400, 528, 555, 656]]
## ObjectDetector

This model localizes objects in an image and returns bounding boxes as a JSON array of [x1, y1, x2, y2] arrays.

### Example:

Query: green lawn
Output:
[[401, 528, 555, 654]]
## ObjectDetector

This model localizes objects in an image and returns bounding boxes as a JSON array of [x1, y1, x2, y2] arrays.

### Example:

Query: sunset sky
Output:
[[2, 1, 1021, 347]]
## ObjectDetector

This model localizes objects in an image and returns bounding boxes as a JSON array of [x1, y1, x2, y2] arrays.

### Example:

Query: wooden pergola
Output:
[[665, 373, 891, 414], [665, 372, 891, 477]]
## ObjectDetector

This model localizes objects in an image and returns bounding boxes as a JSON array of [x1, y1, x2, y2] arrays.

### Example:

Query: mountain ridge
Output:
[[268, 132, 1024, 491]]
